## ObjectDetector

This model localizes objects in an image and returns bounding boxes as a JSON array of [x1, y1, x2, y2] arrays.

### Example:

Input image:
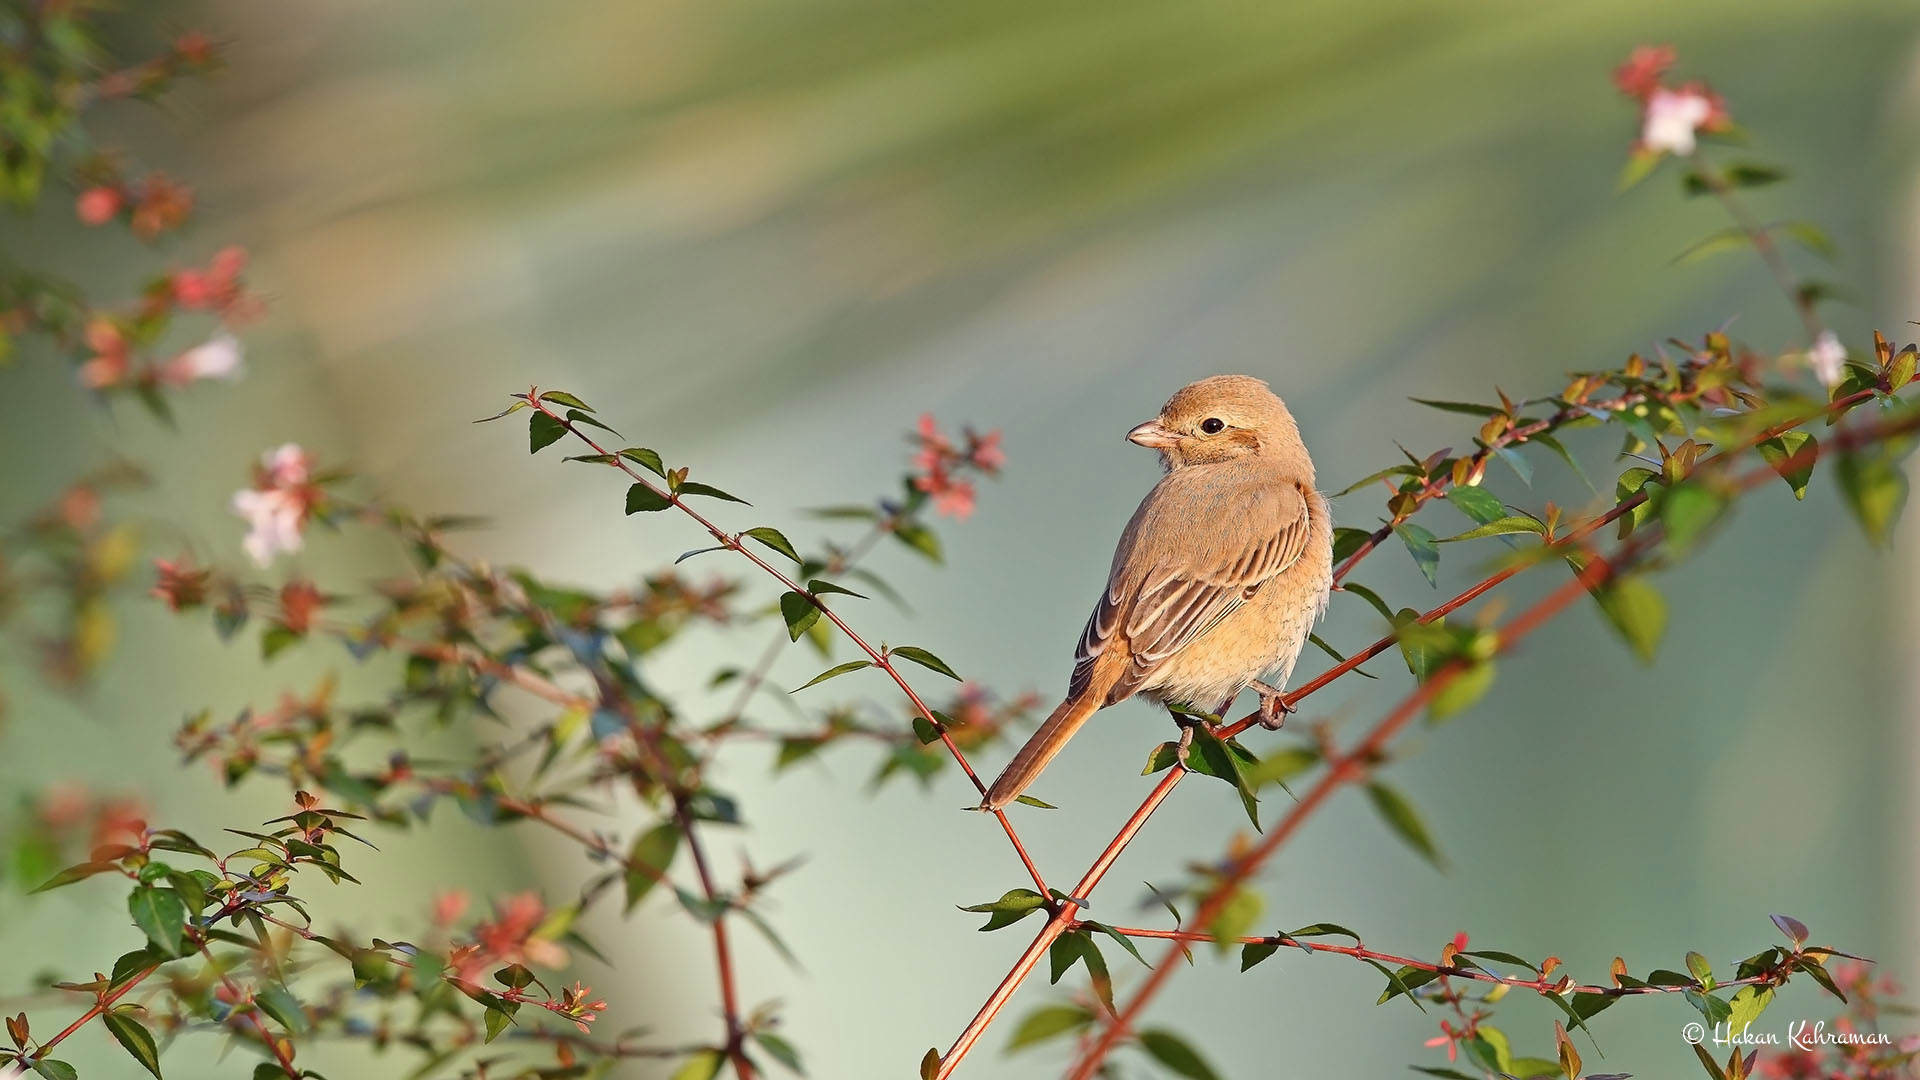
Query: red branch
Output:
[[935, 385, 1900, 1077], [1060, 401, 1919, 1077]]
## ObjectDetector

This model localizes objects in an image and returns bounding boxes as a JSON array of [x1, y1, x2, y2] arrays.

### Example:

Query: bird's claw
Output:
[[1250, 680, 1294, 730]]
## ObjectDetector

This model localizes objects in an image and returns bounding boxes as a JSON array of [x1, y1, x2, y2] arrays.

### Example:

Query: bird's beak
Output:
[[1126, 420, 1179, 449]]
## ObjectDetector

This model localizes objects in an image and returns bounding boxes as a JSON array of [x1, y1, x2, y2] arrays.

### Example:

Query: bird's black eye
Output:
[[1200, 417, 1225, 435]]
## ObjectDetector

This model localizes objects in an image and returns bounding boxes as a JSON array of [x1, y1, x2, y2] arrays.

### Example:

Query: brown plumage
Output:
[[982, 375, 1333, 811]]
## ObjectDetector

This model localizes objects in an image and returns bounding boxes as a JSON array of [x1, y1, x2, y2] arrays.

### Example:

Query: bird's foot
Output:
[[1173, 716, 1200, 769], [1249, 680, 1294, 730]]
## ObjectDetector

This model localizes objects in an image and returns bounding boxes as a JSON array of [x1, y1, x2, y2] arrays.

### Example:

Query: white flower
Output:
[[262, 443, 311, 487], [231, 443, 315, 566], [1641, 87, 1713, 156], [168, 330, 244, 382], [1808, 330, 1847, 387], [231, 488, 306, 567]]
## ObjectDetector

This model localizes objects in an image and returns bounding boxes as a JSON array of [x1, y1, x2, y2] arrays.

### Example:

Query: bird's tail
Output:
[[982, 695, 1101, 810]]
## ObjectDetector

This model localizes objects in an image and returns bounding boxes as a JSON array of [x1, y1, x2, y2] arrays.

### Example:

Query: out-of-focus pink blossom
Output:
[[910, 413, 1003, 517], [1808, 331, 1846, 387], [448, 892, 569, 983], [76, 186, 121, 226], [1641, 86, 1715, 155], [1612, 45, 1676, 100], [968, 429, 1006, 472], [432, 890, 470, 926], [161, 330, 244, 384], [231, 444, 318, 567], [152, 559, 211, 612]]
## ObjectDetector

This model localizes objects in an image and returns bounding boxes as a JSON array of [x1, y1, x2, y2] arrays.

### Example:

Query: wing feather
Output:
[[1068, 475, 1314, 705]]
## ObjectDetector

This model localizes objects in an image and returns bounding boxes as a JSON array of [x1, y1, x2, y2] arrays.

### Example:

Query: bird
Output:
[[981, 374, 1333, 811]]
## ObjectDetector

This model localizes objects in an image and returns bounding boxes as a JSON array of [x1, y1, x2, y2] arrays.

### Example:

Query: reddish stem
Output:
[[935, 386, 1894, 1077], [527, 396, 1052, 898]]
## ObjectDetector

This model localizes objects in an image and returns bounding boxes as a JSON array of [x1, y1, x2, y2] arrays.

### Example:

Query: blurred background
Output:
[[4, 0, 1919, 1076]]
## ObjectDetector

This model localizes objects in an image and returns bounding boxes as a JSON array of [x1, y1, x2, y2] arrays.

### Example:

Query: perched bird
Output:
[[981, 375, 1333, 811]]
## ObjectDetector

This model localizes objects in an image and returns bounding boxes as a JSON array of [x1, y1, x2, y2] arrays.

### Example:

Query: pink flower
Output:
[[232, 489, 305, 567], [1613, 45, 1676, 100], [231, 444, 318, 567], [914, 467, 976, 519], [1641, 86, 1715, 155], [261, 443, 312, 488], [432, 890, 470, 926], [76, 186, 121, 226], [1808, 330, 1846, 387], [161, 330, 244, 384], [967, 429, 1006, 472], [152, 559, 211, 612]]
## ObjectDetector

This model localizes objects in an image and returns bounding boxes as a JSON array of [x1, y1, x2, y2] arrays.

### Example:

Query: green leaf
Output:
[[1395, 523, 1440, 587], [260, 624, 302, 661], [670, 1049, 725, 1080], [619, 447, 667, 477], [911, 715, 942, 744], [958, 888, 1048, 932], [779, 592, 821, 641], [1006, 1005, 1092, 1050], [1686, 950, 1715, 989], [1013, 795, 1057, 809], [528, 411, 567, 453], [742, 527, 800, 563], [472, 400, 528, 423], [1142, 741, 1179, 774], [676, 481, 748, 504], [807, 579, 866, 599], [30, 1060, 78, 1080], [128, 886, 188, 957], [1436, 516, 1545, 543], [754, 1032, 804, 1074], [565, 408, 619, 436], [892, 521, 943, 563], [1208, 886, 1262, 951], [793, 660, 871, 691], [1659, 482, 1727, 557], [1331, 526, 1375, 564], [1332, 464, 1421, 497], [1781, 220, 1835, 259], [539, 390, 592, 411], [103, 1011, 163, 1078], [31, 860, 118, 893], [1409, 398, 1500, 417], [1445, 486, 1505, 524], [256, 982, 308, 1034], [1593, 576, 1667, 663], [1683, 162, 1785, 195], [890, 646, 959, 680], [1493, 445, 1532, 486], [1757, 432, 1816, 499], [1427, 659, 1495, 723], [624, 823, 681, 911], [1341, 582, 1394, 622], [1137, 1029, 1223, 1080], [1306, 633, 1376, 679], [1673, 226, 1752, 265], [1837, 450, 1907, 547], [1532, 432, 1592, 491], [1083, 920, 1149, 967], [1726, 985, 1774, 1038], [1241, 941, 1279, 971], [1616, 147, 1661, 191], [625, 483, 673, 514], [1366, 783, 1444, 868]]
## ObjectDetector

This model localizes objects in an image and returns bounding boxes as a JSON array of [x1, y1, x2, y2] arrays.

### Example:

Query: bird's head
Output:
[[1126, 374, 1311, 476]]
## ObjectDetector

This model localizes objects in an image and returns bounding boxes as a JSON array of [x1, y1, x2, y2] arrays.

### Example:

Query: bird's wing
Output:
[[1070, 476, 1314, 704]]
